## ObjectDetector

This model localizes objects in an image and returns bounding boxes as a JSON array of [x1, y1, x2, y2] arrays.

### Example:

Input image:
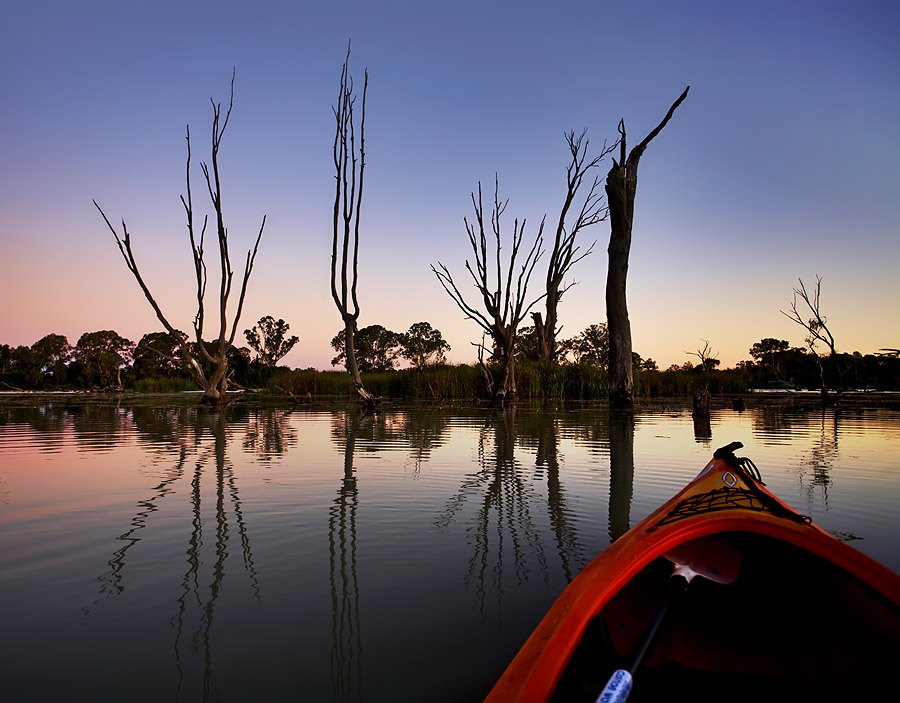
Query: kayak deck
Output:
[[549, 530, 900, 702]]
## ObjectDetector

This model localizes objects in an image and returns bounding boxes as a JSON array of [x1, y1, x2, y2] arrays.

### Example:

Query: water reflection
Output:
[[85, 407, 260, 701], [329, 410, 364, 703], [438, 409, 551, 618], [692, 413, 712, 444], [242, 408, 299, 460], [608, 411, 635, 542], [2, 398, 898, 702], [528, 412, 582, 583], [800, 407, 838, 509]]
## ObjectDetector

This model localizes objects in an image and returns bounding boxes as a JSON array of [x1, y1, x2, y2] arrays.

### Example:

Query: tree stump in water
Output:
[[693, 389, 710, 417]]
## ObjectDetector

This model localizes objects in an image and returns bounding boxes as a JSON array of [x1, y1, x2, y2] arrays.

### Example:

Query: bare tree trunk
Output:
[[331, 43, 376, 408], [605, 87, 689, 410], [96, 72, 264, 406], [533, 130, 615, 362], [472, 337, 495, 399]]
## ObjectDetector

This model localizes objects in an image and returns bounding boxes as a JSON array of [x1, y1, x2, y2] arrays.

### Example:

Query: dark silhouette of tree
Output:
[[687, 339, 718, 416], [532, 131, 616, 362], [331, 324, 402, 372], [781, 275, 842, 395], [0, 345, 37, 389], [132, 331, 188, 379], [0, 344, 13, 385], [433, 176, 544, 401], [244, 316, 298, 367], [400, 322, 450, 369], [75, 330, 135, 388], [560, 323, 609, 366], [95, 72, 265, 405], [606, 87, 689, 410], [31, 334, 72, 387], [331, 43, 376, 407], [749, 338, 790, 381]]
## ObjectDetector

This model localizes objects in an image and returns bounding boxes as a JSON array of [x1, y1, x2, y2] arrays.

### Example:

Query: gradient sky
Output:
[[2, 0, 898, 371]]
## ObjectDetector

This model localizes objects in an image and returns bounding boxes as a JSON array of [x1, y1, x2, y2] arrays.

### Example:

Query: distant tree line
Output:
[[3, 322, 897, 396]]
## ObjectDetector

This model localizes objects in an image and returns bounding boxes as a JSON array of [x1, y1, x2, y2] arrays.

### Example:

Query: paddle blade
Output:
[[664, 535, 741, 585]]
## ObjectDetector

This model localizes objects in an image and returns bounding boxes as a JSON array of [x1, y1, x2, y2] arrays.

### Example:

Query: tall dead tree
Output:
[[331, 43, 376, 407], [606, 86, 689, 410], [532, 130, 616, 362], [781, 275, 842, 395], [433, 176, 544, 401], [95, 73, 264, 405]]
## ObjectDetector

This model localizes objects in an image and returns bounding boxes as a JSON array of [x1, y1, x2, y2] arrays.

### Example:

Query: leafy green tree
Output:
[[515, 325, 541, 361], [400, 322, 450, 368], [75, 331, 135, 388], [30, 334, 72, 386], [561, 323, 609, 366], [749, 338, 790, 380], [244, 316, 299, 367], [638, 356, 658, 371], [0, 344, 11, 379], [1, 344, 40, 389], [132, 331, 190, 379], [331, 325, 402, 372]]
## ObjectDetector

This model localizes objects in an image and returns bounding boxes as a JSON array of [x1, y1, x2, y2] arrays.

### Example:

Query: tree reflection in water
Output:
[[438, 407, 550, 620], [329, 409, 365, 703], [84, 407, 260, 702], [607, 411, 635, 543], [523, 411, 584, 584], [693, 412, 712, 445], [242, 408, 299, 462], [801, 406, 838, 512]]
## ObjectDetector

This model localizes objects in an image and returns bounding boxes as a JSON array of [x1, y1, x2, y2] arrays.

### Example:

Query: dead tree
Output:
[[331, 43, 376, 407], [532, 130, 616, 362], [781, 275, 842, 395], [433, 176, 544, 401], [95, 73, 264, 405], [606, 86, 689, 410], [687, 339, 718, 416]]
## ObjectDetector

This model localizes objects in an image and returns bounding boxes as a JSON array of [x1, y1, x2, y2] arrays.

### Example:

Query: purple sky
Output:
[[2, 0, 898, 370]]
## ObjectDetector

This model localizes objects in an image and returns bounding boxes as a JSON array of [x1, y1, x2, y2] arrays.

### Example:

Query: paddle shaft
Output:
[[625, 573, 688, 672], [595, 536, 741, 703]]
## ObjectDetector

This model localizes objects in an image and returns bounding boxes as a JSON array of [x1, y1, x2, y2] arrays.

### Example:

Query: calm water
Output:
[[1, 396, 898, 702]]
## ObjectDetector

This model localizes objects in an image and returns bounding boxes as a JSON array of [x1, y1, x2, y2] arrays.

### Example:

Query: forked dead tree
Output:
[[781, 275, 842, 395], [331, 43, 376, 407], [532, 130, 617, 362], [687, 339, 719, 416], [433, 176, 544, 401], [95, 73, 264, 405], [606, 86, 689, 410]]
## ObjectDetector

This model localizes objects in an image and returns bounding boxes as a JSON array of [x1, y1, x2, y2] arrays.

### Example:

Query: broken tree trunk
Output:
[[605, 86, 689, 411]]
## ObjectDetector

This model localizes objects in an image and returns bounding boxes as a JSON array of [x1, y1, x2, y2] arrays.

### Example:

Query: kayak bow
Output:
[[484, 442, 900, 702]]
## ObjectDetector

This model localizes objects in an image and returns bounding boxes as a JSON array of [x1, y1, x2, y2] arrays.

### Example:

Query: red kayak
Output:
[[484, 442, 900, 702]]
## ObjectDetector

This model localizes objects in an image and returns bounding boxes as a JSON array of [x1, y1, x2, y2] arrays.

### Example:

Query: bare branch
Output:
[[433, 176, 544, 398], [628, 86, 690, 168], [95, 72, 265, 403], [780, 275, 837, 356], [533, 129, 616, 361], [93, 200, 180, 338]]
